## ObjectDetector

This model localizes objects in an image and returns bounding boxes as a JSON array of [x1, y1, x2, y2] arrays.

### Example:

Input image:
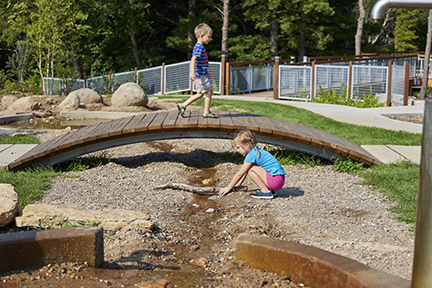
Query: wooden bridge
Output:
[[7, 110, 383, 171]]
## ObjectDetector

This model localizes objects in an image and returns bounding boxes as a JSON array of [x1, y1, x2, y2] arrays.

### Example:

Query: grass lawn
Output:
[[0, 98, 421, 227]]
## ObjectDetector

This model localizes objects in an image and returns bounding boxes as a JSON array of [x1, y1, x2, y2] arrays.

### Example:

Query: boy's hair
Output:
[[194, 23, 212, 39], [234, 130, 257, 152]]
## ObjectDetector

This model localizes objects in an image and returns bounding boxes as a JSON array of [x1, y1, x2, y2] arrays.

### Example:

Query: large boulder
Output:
[[58, 93, 80, 110], [111, 82, 148, 107], [70, 88, 103, 105], [0, 184, 19, 227], [7, 96, 41, 112]]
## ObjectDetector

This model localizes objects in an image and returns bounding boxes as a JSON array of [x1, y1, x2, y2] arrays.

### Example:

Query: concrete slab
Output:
[[0, 113, 34, 125], [0, 144, 13, 153], [388, 145, 421, 164], [362, 145, 421, 164], [0, 144, 38, 167]]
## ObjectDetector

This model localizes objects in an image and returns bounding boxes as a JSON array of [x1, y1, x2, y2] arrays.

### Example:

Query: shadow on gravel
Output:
[[275, 187, 305, 199]]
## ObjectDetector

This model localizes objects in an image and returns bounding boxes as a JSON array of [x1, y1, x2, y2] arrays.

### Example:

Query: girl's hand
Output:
[[218, 187, 230, 196], [190, 73, 196, 81]]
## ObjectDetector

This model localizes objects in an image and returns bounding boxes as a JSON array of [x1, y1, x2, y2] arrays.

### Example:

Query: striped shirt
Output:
[[192, 43, 209, 77]]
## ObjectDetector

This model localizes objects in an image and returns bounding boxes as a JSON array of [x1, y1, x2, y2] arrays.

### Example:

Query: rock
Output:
[[68, 88, 103, 105], [0, 184, 19, 227], [190, 258, 209, 267], [111, 82, 148, 107], [15, 204, 154, 231], [138, 279, 170, 288], [1, 95, 19, 107], [7, 96, 41, 112], [59, 93, 80, 110]]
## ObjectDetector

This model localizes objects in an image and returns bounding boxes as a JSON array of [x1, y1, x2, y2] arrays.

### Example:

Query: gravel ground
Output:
[[1, 128, 415, 287]]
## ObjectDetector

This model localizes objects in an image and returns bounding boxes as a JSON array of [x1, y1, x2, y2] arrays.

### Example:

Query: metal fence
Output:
[[229, 64, 273, 94], [279, 60, 411, 103], [279, 66, 311, 100], [391, 64, 406, 106], [43, 61, 221, 96]]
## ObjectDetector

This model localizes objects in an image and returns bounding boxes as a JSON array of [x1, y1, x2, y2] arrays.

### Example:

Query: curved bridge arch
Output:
[[7, 110, 382, 171]]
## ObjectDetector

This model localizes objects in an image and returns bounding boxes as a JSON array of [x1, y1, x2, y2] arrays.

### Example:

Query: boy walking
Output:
[[177, 23, 217, 118]]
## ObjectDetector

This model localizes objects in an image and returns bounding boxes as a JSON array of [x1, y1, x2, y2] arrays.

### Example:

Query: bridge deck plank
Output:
[[7, 110, 384, 171]]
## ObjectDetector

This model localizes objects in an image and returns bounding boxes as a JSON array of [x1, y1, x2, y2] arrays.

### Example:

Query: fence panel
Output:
[[86, 76, 105, 94], [314, 65, 349, 98], [164, 61, 191, 94], [230, 64, 273, 94], [391, 64, 405, 106], [42, 78, 85, 95], [279, 66, 311, 100], [137, 66, 162, 95], [351, 66, 387, 100]]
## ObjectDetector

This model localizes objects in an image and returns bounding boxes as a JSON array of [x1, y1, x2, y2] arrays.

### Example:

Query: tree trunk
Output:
[[70, 43, 83, 79], [420, 10, 432, 100], [355, 0, 365, 56], [187, 0, 196, 59], [269, 15, 279, 59], [297, 31, 306, 63], [128, 21, 141, 67], [221, 0, 229, 55]]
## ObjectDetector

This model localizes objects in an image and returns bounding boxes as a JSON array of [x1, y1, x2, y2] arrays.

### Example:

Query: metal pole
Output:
[[412, 96, 432, 287]]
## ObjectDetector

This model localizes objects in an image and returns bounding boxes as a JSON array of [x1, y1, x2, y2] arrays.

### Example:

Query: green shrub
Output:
[[315, 86, 384, 108]]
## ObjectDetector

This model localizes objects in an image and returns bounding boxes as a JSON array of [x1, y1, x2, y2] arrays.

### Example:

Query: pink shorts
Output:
[[266, 172, 285, 191]]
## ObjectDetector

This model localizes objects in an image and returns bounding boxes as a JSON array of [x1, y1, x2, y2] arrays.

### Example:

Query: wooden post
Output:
[[162, 62, 165, 96], [226, 62, 230, 95], [404, 62, 410, 106], [84, 76, 87, 89], [109, 71, 112, 93], [311, 61, 316, 102], [135, 67, 138, 84], [348, 61, 353, 99], [221, 54, 226, 95], [273, 56, 280, 100], [62, 76, 65, 96], [387, 61, 393, 107]]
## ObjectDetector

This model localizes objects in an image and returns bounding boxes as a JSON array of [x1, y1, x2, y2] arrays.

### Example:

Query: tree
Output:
[[220, 0, 229, 56], [5, 41, 34, 82], [394, 9, 419, 51], [419, 10, 432, 100], [355, 0, 365, 55]]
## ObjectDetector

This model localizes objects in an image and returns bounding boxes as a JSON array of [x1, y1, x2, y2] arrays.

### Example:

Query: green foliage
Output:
[[269, 147, 324, 167], [228, 35, 272, 61], [332, 157, 364, 174], [5, 41, 34, 83], [314, 86, 384, 108], [0, 134, 40, 145], [395, 9, 420, 51], [0, 166, 61, 210], [0, 79, 43, 97], [64, 152, 114, 171], [357, 160, 419, 224]]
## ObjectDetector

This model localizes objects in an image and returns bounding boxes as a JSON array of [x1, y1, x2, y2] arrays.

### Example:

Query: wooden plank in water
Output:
[[121, 114, 148, 136], [162, 110, 179, 133], [148, 111, 169, 133]]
